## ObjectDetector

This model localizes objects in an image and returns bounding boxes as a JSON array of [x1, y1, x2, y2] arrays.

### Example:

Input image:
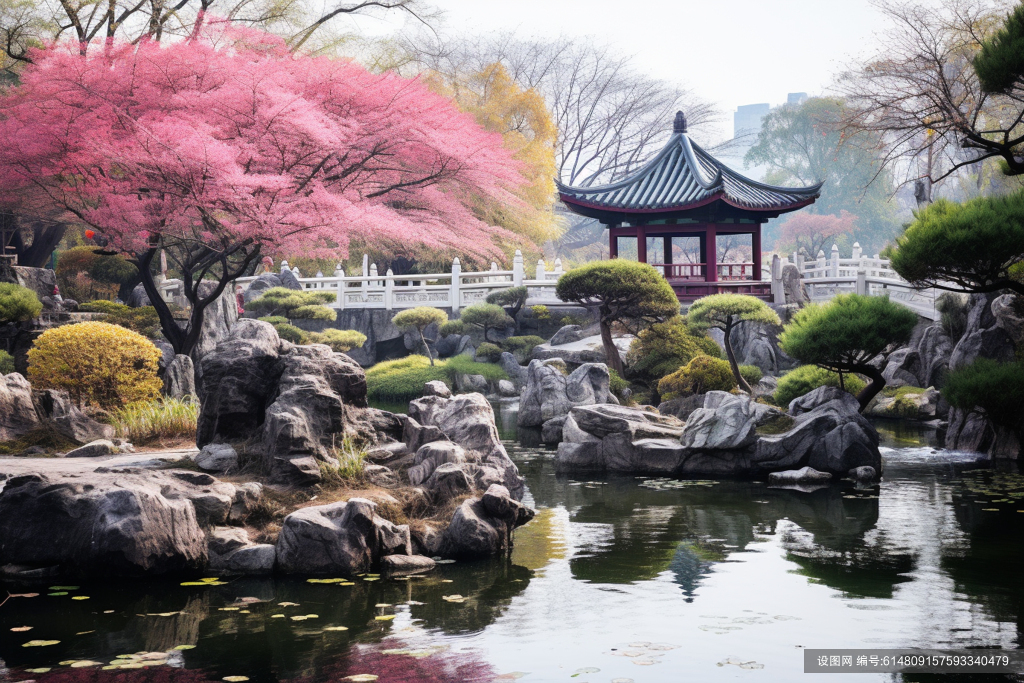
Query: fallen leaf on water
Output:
[[71, 596, 90, 601], [103, 610, 115, 614], [324, 626, 349, 631], [362, 577, 379, 582], [76, 630, 95, 635], [572, 667, 600, 676], [278, 602, 299, 607], [10, 626, 32, 632], [223, 676, 249, 682], [339, 582, 356, 586], [49, 586, 78, 591], [10, 593, 39, 598], [24, 669, 51, 674], [441, 579, 453, 583], [375, 603, 392, 608], [219, 607, 240, 611], [343, 676, 378, 682], [70, 661, 103, 668], [240, 610, 251, 614], [173, 645, 196, 650], [494, 674, 529, 681], [374, 615, 396, 621], [304, 614, 318, 619], [22, 640, 59, 647], [47, 592, 67, 596], [290, 616, 308, 621], [145, 612, 179, 617], [270, 614, 285, 619], [180, 582, 208, 586]]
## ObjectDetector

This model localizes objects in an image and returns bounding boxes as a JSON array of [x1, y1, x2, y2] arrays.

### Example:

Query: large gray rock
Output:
[[708, 319, 797, 375], [439, 484, 535, 560], [242, 273, 283, 304], [407, 441, 468, 486], [65, 439, 116, 458], [126, 282, 152, 307], [0, 372, 39, 441], [32, 389, 114, 444], [518, 359, 611, 428], [163, 355, 196, 399], [279, 269, 303, 290], [781, 263, 806, 305], [768, 466, 832, 486], [557, 387, 880, 478], [883, 321, 954, 389], [993, 293, 1024, 343], [408, 392, 524, 498], [657, 394, 706, 422], [549, 324, 584, 346], [382, 554, 435, 575], [0, 471, 219, 577], [196, 443, 238, 473], [191, 285, 240, 368], [498, 352, 526, 388], [423, 380, 451, 398], [275, 498, 410, 575], [207, 527, 275, 575]]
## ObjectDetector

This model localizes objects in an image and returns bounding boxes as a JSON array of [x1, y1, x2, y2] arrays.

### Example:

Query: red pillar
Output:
[[705, 226, 718, 282], [636, 224, 647, 263], [609, 228, 618, 259], [752, 227, 762, 281]]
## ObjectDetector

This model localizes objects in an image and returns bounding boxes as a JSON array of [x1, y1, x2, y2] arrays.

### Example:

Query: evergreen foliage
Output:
[[943, 358, 1024, 429], [687, 294, 780, 393], [974, 3, 1024, 94], [459, 303, 513, 343], [0, 283, 42, 323], [774, 365, 867, 407], [658, 355, 737, 401]]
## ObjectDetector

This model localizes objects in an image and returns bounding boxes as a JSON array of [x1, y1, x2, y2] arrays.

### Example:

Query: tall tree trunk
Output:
[[854, 364, 886, 413], [10, 221, 68, 268], [724, 321, 752, 393], [599, 314, 623, 376], [420, 328, 434, 365], [135, 248, 186, 352]]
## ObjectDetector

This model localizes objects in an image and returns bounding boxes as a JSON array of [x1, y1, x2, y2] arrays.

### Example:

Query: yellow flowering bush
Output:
[[28, 321, 162, 408]]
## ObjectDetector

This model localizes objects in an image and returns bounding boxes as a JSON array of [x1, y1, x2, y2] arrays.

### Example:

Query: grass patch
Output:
[[0, 426, 78, 455], [366, 354, 508, 404], [881, 385, 926, 398], [755, 413, 796, 435], [110, 398, 199, 445], [159, 456, 203, 471]]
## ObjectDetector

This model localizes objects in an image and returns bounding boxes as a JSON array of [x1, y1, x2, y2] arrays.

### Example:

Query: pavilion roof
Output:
[[557, 112, 823, 219]]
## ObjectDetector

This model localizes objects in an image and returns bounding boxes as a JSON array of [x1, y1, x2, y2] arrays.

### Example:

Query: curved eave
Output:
[[558, 191, 819, 219]]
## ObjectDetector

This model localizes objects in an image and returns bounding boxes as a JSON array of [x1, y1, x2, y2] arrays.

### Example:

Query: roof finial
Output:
[[673, 110, 688, 134]]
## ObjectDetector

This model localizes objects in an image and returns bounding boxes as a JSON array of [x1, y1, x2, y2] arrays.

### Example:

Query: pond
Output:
[[1, 403, 1022, 682]]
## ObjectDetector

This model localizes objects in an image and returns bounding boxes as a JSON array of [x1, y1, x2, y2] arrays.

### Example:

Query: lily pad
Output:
[[70, 660, 103, 668], [24, 669, 51, 674], [324, 626, 349, 631], [278, 602, 299, 606], [10, 626, 32, 632], [343, 676, 378, 682], [49, 586, 78, 591], [270, 614, 285, 619], [22, 640, 59, 647], [71, 596, 90, 600], [47, 592, 68, 596], [173, 645, 196, 650], [572, 667, 600, 676], [223, 677, 250, 682], [375, 615, 396, 621]]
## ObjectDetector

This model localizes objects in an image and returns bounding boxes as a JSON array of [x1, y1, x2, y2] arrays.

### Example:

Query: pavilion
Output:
[[557, 111, 822, 301]]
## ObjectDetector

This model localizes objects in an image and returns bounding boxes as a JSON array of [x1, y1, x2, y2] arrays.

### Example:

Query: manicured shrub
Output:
[[779, 294, 918, 410], [475, 341, 504, 362], [530, 304, 551, 320], [460, 302, 513, 342], [0, 283, 42, 323], [439, 319, 465, 337], [392, 307, 448, 365], [308, 329, 367, 353], [626, 316, 722, 382], [28, 321, 162, 408], [502, 335, 544, 358], [247, 287, 335, 319], [943, 358, 1024, 429], [56, 246, 135, 301], [367, 355, 449, 404], [608, 368, 630, 401], [257, 315, 288, 325], [486, 286, 528, 321], [773, 365, 866, 408], [443, 354, 508, 384], [110, 397, 199, 444], [658, 355, 737, 401], [935, 292, 969, 342], [273, 322, 308, 344], [687, 293, 780, 393], [81, 301, 159, 337], [740, 364, 763, 387], [0, 349, 14, 374], [556, 259, 680, 374]]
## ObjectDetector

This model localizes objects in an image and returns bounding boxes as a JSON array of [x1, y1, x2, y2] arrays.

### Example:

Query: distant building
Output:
[[787, 92, 808, 106], [734, 103, 770, 141]]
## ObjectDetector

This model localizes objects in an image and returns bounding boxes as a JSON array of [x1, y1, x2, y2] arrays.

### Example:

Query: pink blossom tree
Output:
[[778, 210, 857, 258], [0, 22, 522, 355]]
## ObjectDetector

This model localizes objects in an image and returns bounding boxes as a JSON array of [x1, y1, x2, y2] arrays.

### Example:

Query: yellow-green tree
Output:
[[425, 62, 559, 252]]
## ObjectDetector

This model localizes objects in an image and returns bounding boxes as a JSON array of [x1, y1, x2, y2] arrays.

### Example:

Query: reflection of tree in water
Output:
[[941, 494, 1024, 645], [669, 539, 727, 602], [287, 639, 498, 683]]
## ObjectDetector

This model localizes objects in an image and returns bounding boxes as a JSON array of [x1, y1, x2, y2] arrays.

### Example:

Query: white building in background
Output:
[[722, 93, 809, 181]]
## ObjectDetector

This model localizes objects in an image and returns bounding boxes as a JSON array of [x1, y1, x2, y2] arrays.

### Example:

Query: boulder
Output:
[[457, 373, 489, 394], [847, 466, 878, 483], [126, 283, 152, 307], [196, 443, 238, 473], [279, 269, 303, 290], [993, 293, 1024, 343], [207, 527, 276, 575], [382, 554, 435, 575], [229, 482, 263, 523], [439, 484, 535, 560], [498, 352, 526, 388], [164, 355, 197, 399], [497, 379, 518, 397], [0, 372, 39, 441], [423, 380, 452, 398], [518, 359, 611, 428], [549, 324, 584, 346], [0, 471, 214, 577], [32, 389, 114, 444], [12, 266, 57, 306], [768, 467, 832, 486], [191, 285, 240, 368], [866, 387, 943, 420], [530, 335, 622, 366], [363, 464, 397, 487], [407, 442, 468, 486], [541, 416, 566, 444], [422, 462, 475, 503], [556, 387, 880, 479], [242, 273, 283, 303], [65, 439, 117, 458], [657, 394, 706, 422], [781, 263, 806, 305], [402, 416, 448, 453], [410, 522, 443, 557], [275, 499, 410, 575]]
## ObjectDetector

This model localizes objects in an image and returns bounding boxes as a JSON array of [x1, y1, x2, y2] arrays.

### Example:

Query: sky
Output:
[[345, 0, 902, 139]]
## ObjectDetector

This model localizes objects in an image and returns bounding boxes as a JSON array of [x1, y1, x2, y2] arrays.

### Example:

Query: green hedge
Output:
[[366, 354, 508, 404], [0, 350, 14, 375], [774, 365, 866, 407]]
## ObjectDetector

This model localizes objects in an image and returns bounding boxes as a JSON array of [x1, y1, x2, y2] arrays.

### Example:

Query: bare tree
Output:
[[837, 0, 1023, 192], [398, 31, 720, 187]]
